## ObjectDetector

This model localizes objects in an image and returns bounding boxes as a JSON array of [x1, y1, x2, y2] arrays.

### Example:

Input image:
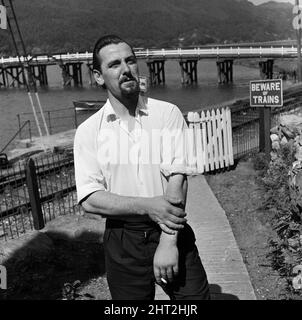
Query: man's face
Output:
[[95, 42, 140, 98]]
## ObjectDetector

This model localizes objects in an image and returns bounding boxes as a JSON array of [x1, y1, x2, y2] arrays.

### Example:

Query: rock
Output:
[[295, 147, 302, 161], [280, 125, 295, 140], [292, 275, 302, 290], [270, 151, 278, 161], [295, 170, 302, 190], [272, 141, 280, 150], [270, 134, 279, 142], [295, 135, 302, 146], [288, 237, 301, 250], [292, 265, 302, 275], [280, 114, 302, 133], [280, 136, 288, 145], [270, 126, 280, 135]]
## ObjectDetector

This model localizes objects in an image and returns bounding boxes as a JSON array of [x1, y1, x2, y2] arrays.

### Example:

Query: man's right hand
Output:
[[145, 196, 187, 235]]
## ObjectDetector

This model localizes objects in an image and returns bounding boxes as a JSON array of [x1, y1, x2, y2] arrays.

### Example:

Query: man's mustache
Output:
[[119, 75, 138, 84]]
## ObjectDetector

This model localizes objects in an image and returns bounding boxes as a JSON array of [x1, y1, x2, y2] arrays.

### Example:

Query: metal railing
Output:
[[0, 120, 32, 154], [16, 107, 78, 138], [0, 149, 82, 241]]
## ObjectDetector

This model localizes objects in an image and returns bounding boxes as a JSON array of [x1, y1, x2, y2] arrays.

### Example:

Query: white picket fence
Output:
[[186, 107, 234, 173]]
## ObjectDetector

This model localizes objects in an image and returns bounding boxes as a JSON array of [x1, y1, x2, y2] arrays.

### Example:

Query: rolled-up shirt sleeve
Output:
[[74, 125, 106, 205], [160, 104, 189, 177]]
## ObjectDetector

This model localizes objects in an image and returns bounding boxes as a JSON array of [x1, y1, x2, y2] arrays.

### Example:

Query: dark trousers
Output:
[[104, 219, 210, 300]]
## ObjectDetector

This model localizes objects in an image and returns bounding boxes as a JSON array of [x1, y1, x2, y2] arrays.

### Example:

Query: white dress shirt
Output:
[[74, 95, 188, 204]]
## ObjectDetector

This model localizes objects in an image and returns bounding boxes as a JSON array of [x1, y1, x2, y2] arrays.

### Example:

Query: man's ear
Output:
[[93, 70, 105, 86]]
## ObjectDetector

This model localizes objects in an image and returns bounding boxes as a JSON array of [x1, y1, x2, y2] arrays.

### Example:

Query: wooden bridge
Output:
[[0, 45, 300, 87]]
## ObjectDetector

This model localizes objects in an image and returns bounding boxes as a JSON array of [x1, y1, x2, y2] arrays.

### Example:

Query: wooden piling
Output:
[[259, 59, 274, 80], [5, 65, 26, 87], [179, 59, 198, 84], [61, 62, 83, 87], [147, 59, 165, 85], [86, 62, 96, 86], [216, 59, 233, 84], [0, 67, 6, 87]]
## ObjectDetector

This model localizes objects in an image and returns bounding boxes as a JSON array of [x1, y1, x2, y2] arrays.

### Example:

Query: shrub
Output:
[[259, 142, 302, 299], [253, 152, 269, 171]]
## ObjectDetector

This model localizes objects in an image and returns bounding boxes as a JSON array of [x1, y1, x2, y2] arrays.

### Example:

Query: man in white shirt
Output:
[[74, 35, 210, 300]]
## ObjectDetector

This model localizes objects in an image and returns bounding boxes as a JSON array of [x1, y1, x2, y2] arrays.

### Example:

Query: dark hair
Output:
[[92, 34, 135, 72]]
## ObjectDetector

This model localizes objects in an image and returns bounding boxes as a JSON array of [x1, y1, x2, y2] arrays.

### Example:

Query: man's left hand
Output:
[[153, 239, 179, 284]]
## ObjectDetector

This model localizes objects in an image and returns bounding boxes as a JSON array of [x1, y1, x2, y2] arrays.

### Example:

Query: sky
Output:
[[249, 0, 295, 5]]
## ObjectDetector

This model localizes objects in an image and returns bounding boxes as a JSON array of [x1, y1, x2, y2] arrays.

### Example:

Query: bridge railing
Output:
[[135, 46, 298, 58], [0, 46, 300, 65]]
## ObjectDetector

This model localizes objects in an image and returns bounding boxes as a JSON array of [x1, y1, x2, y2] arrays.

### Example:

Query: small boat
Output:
[[73, 100, 106, 112]]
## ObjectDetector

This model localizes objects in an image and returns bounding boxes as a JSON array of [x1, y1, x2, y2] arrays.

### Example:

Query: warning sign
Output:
[[250, 79, 283, 107]]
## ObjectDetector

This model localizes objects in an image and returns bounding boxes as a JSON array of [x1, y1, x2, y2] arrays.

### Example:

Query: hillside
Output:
[[0, 0, 296, 55]]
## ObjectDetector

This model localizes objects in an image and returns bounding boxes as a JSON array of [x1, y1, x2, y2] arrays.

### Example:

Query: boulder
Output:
[[280, 114, 302, 133], [295, 147, 302, 161], [272, 141, 280, 150], [270, 151, 278, 161], [280, 125, 295, 140], [280, 136, 288, 145], [270, 126, 280, 135], [270, 134, 279, 142], [295, 135, 302, 146]]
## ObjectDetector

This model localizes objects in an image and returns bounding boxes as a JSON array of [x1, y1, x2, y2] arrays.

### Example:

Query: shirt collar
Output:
[[104, 95, 148, 122]]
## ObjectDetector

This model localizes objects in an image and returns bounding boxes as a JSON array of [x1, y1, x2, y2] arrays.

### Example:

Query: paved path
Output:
[[155, 174, 256, 300]]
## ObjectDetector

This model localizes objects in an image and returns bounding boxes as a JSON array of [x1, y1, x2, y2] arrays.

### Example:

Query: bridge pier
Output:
[[259, 59, 274, 79], [27, 64, 48, 86], [4, 65, 26, 87], [146, 59, 165, 85], [60, 62, 83, 87], [0, 67, 6, 87], [86, 62, 97, 86], [216, 59, 233, 84], [179, 59, 198, 84]]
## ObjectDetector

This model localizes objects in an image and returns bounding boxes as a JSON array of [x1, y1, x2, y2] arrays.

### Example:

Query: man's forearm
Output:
[[81, 190, 148, 218], [166, 174, 188, 208], [81, 189, 187, 232], [153, 174, 188, 283], [161, 173, 188, 241]]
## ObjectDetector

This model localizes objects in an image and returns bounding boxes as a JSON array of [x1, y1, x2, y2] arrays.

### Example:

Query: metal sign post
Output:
[[250, 79, 283, 161], [259, 106, 271, 159]]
